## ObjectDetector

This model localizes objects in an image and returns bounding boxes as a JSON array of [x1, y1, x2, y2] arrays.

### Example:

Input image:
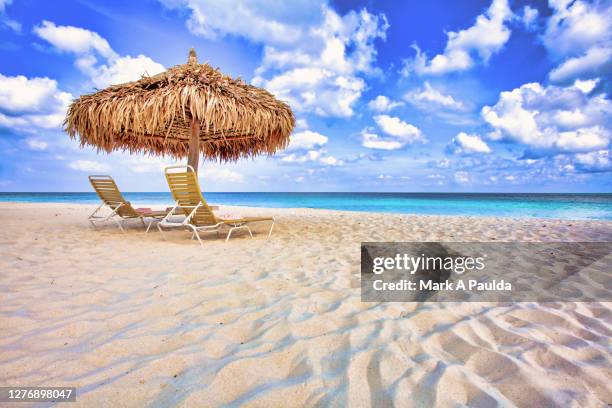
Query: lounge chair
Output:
[[158, 165, 274, 246], [88, 175, 169, 233]]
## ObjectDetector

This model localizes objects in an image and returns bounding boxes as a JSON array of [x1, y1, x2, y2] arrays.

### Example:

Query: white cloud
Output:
[[78, 54, 166, 89], [26, 139, 48, 150], [158, 0, 318, 45], [0, 74, 71, 114], [404, 82, 465, 110], [34, 20, 116, 58], [548, 46, 611, 83], [295, 118, 309, 130], [282, 149, 322, 163], [255, 7, 388, 117], [361, 115, 425, 150], [125, 156, 246, 180], [449, 132, 491, 154], [482, 81, 611, 155], [318, 155, 344, 166], [543, 0, 610, 58], [573, 78, 599, 94], [544, 0, 611, 82], [69, 160, 111, 172], [34, 21, 165, 88], [0, 73, 72, 132], [287, 130, 328, 151], [374, 115, 425, 141], [367, 95, 404, 112], [201, 167, 245, 183], [127, 156, 178, 173], [279, 129, 342, 166], [520, 5, 539, 30], [573, 149, 611, 172], [0, 0, 20, 33], [163, 1, 388, 118], [402, 0, 513, 75], [280, 149, 343, 166], [454, 171, 471, 184], [361, 130, 404, 150]]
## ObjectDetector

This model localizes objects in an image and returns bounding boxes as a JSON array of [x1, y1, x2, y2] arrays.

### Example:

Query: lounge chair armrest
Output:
[[160, 202, 203, 226]]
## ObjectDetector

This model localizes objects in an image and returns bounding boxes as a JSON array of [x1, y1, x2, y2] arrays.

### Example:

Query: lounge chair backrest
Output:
[[89, 175, 139, 218], [164, 166, 217, 227]]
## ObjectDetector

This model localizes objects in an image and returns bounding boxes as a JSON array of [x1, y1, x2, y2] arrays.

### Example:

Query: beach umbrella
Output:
[[65, 49, 295, 173]]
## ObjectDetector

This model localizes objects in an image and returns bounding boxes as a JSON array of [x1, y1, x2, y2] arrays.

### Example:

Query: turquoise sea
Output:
[[1, 192, 611, 221]]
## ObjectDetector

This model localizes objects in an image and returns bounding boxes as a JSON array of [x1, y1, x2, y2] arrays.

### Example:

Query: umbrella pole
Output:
[[187, 118, 200, 174]]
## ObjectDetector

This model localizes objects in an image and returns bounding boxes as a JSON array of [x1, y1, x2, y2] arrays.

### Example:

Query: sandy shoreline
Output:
[[0, 203, 611, 407]]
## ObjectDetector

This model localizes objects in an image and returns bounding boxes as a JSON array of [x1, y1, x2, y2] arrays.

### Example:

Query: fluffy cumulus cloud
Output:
[[34, 20, 115, 58], [286, 130, 328, 151], [448, 132, 491, 154], [544, 0, 611, 83], [0, 73, 72, 131], [34, 21, 165, 88], [367, 95, 404, 112], [482, 80, 611, 156], [361, 115, 425, 150], [161, 0, 388, 118], [279, 129, 343, 166], [402, 0, 513, 75], [404, 82, 465, 110]]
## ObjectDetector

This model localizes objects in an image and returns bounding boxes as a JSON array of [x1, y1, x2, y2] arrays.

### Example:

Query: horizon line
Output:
[[1, 191, 611, 195]]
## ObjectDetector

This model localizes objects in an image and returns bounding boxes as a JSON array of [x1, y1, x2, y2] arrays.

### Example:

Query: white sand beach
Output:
[[0, 202, 611, 407]]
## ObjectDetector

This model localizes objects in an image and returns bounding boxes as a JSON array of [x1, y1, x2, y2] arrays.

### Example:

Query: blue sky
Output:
[[0, 0, 610, 192]]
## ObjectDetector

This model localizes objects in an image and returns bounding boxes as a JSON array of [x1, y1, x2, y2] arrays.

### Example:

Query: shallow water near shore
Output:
[[1, 192, 612, 220]]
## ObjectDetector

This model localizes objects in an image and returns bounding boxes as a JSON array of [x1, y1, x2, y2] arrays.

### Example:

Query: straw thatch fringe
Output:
[[65, 50, 295, 161]]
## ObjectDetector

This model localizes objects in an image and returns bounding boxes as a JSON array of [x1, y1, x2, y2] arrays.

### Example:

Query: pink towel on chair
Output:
[[217, 213, 243, 221]]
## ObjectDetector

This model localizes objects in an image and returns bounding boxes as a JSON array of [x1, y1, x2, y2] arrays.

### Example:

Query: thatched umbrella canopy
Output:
[[65, 49, 295, 173]]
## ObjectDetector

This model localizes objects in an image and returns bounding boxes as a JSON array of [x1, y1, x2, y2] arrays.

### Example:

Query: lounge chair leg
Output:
[[115, 218, 125, 233], [267, 220, 274, 239], [190, 227, 204, 247], [226, 228, 234, 242], [88, 204, 103, 229], [145, 220, 155, 234], [246, 225, 253, 238], [157, 224, 166, 240]]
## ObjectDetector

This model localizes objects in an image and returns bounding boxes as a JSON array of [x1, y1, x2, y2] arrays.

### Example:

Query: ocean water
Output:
[[1, 192, 611, 221]]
